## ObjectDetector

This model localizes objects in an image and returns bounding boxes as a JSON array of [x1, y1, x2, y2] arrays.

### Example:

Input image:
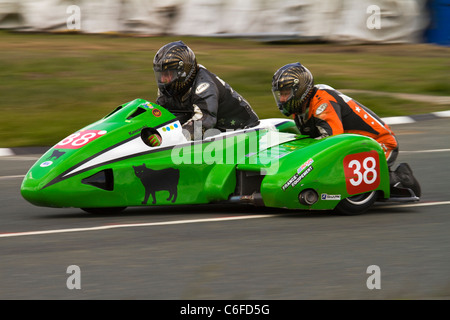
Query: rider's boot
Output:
[[390, 163, 421, 198]]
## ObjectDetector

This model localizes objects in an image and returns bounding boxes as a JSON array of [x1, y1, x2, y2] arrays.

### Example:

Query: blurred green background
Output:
[[1, 31, 449, 147]]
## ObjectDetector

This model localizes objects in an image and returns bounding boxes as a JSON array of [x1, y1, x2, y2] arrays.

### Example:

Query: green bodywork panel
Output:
[[21, 99, 390, 211]]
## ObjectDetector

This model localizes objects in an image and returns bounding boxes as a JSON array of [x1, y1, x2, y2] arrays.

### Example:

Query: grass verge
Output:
[[1, 31, 449, 147]]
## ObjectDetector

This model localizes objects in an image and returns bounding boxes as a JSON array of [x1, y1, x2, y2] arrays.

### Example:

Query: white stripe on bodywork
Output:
[[63, 121, 186, 177], [63, 136, 147, 177], [62, 119, 294, 178]]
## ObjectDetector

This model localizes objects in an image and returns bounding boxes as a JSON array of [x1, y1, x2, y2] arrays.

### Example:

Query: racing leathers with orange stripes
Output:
[[294, 85, 399, 166]]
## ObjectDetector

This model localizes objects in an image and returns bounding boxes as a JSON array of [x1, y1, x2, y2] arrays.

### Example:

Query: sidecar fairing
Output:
[[21, 98, 399, 214]]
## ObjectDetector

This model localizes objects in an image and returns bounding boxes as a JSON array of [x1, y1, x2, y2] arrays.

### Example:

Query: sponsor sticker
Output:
[[152, 108, 162, 117], [297, 158, 314, 174], [282, 166, 314, 191], [40, 161, 53, 167], [316, 103, 328, 115], [195, 82, 210, 95], [321, 193, 341, 200], [162, 122, 179, 132], [141, 102, 154, 109]]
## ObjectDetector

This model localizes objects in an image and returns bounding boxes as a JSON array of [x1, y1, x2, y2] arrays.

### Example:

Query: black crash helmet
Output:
[[272, 62, 314, 116], [153, 40, 199, 97]]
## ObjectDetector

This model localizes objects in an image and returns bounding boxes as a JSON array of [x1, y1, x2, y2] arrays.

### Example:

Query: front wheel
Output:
[[81, 207, 127, 214], [334, 191, 378, 215]]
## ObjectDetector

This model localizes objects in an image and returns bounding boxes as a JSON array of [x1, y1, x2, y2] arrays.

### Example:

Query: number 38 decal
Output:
[[343, 151, 380, 195], [54, 130, 107, 149]]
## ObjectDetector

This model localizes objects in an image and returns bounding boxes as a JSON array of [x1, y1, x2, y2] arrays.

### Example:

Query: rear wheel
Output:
[[81, 207, 127, 214], [334, 191, 378, 215]]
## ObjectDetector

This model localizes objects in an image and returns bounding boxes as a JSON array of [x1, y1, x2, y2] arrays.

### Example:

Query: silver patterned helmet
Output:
[[272, 62, 314, 116], [153, 41, 198, 97]]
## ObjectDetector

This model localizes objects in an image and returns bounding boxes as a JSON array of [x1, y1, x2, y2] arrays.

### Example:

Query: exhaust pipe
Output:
[[298, 189, 318, 206], [229, 193, 265, 206]]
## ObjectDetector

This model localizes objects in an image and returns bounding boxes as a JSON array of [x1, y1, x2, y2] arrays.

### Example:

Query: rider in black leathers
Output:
[[151, 41, 259, 143]]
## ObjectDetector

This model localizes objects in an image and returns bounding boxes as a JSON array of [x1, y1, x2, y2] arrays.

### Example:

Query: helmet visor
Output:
[[272, 87, 295, 107], [154, 69, 179, 87]]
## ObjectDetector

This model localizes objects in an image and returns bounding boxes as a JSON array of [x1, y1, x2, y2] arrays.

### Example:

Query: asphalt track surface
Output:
[[1, 118, 449, 300]]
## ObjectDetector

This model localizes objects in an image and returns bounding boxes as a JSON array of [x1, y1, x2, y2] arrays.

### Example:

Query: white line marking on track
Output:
[[0, 214, 278, 238], [0, 175, 25, 180], [2, 201, 450, 238], [0, 155, 40, 160], [377, 201, 450, 209], [401, 149, 450, 154]]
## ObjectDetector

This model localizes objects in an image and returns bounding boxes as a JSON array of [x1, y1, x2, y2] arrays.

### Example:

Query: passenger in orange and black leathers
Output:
[[271, 62, 419, 195]]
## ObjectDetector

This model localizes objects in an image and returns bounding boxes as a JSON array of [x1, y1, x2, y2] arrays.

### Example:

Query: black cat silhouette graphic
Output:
[[47, 149, 65, 161], [133, 164, 179, 205]]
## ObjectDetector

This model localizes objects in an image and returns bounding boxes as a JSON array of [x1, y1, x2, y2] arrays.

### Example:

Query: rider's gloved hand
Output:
[[147, 133, 162, 147]]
